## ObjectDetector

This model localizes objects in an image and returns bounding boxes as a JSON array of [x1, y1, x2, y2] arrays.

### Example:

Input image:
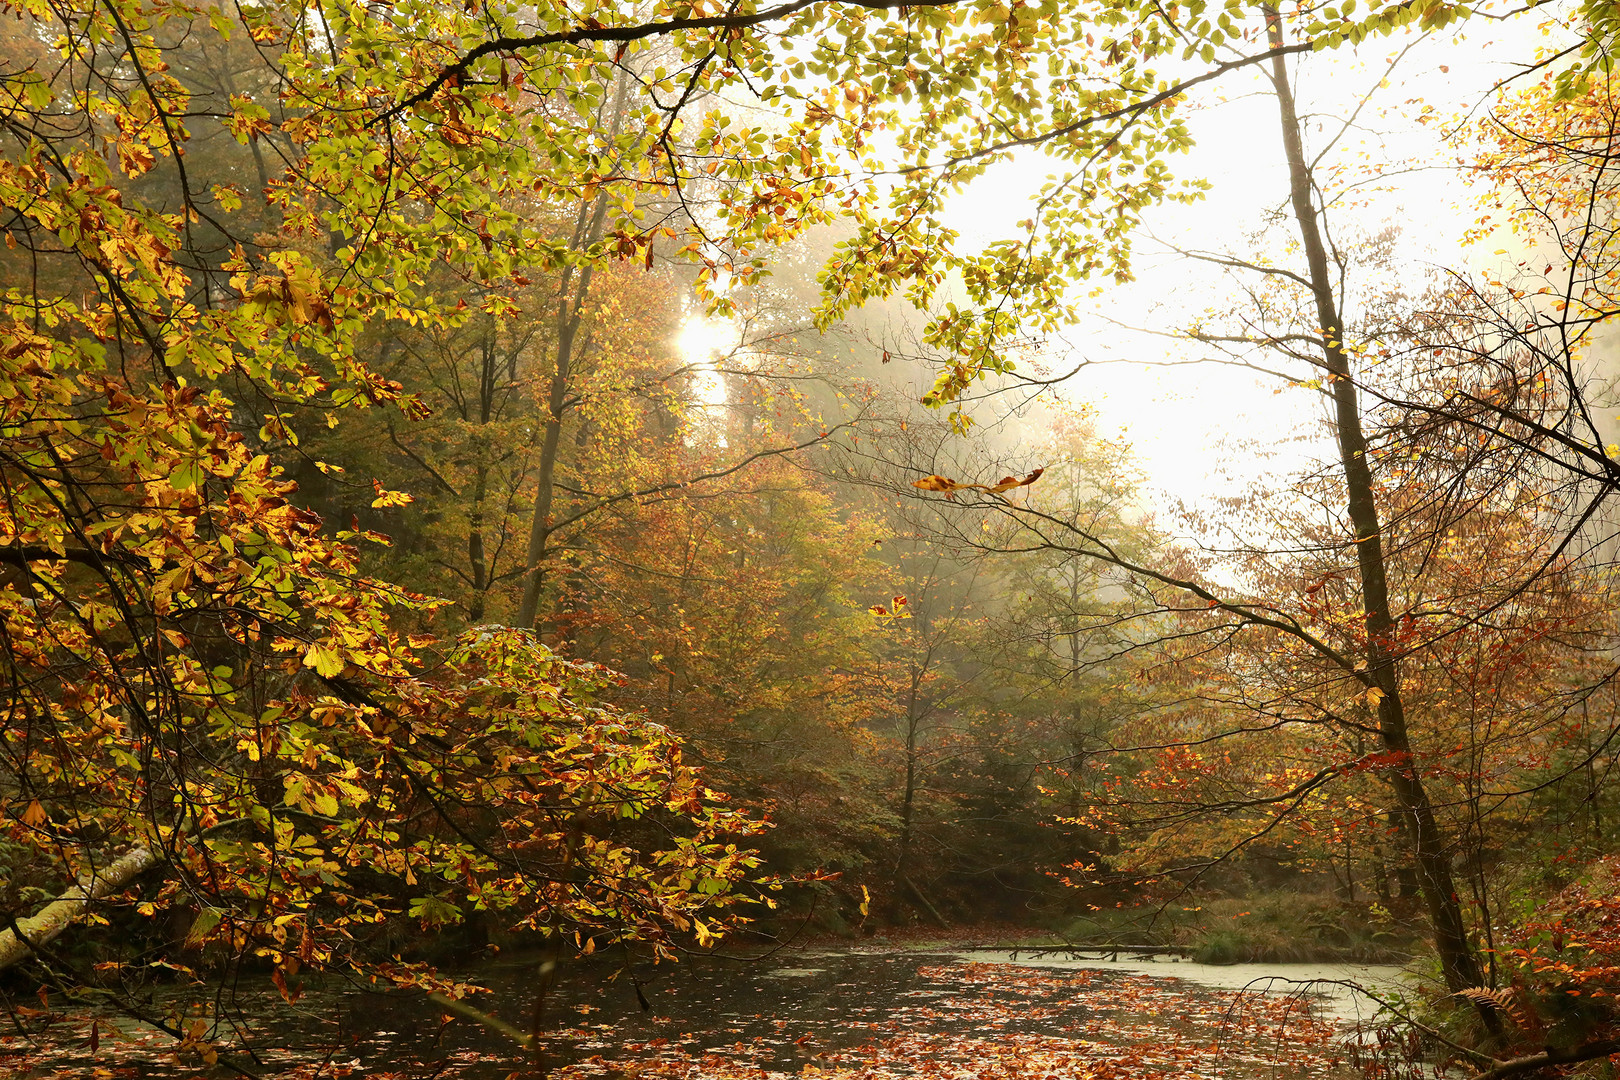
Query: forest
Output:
[[0, 0, 1616, 1074]]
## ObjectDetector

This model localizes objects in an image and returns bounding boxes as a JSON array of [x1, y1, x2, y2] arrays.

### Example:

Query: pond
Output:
[[960, 949, 1407, 1025], [2, 946, 1407, 1078]]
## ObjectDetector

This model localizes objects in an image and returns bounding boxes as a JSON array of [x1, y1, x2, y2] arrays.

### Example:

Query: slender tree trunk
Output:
[[898, 664, 921, 879], [896, 660, 949, 928], [468, 328, 496, 621], [516, 73, 630, 632], [1343, 834, 1355, 902], [1068, 562, 1082, 672], [1265, 13, 1486, 997], [1583, 698, 1603, 837], [468, 465, 489, 620]]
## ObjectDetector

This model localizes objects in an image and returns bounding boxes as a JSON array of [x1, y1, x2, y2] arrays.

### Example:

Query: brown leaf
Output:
[[983, 468, 1044, 493], [918, 468, 1043, 496]]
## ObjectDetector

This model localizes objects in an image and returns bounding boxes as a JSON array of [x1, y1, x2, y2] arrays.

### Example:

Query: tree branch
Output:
[[1471, 1039, 1620, 1080], [0, 847, 160, 973], [382, 0, 968, 119]]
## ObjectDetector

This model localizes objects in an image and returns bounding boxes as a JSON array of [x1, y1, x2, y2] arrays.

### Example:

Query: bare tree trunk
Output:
[[468, 459, 490, 621], [468, 327, 496, 621], [898, 663, 921, 880], [515, 72, 630, 632], [1265, 12, 1487, 998]]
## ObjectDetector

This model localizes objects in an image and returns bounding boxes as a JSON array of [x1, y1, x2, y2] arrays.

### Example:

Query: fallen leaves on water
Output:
[[556, 962, 1348, 1080], [0, 959, 1352, 1079]]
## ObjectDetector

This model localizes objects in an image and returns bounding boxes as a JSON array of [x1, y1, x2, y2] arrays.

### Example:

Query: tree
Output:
[[0, 382, 769, 1028], [1255, 7, 1484, 995], [896, 8, 1620, 1028], [0, 0, 787, 1055], [559, 444, 897, 883], [866, 540, 988, 924], [367, 0, 1488, 409], [832, 402, 1160, 920], [1359, 18, 1620, 540]]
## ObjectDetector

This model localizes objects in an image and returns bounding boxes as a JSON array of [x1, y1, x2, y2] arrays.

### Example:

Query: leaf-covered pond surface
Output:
[[1, 948, 1390, 1078]]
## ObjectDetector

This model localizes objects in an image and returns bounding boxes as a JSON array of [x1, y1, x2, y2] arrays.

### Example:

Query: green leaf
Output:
[[186, 908, 224, 946]]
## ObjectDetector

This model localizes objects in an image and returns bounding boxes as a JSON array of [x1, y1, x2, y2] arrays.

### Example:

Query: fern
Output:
[[1456, 986, 1533, 1031]]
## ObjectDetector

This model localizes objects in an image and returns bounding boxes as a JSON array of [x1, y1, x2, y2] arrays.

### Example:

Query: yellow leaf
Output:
[[371, 479, 413, 508], [302, 643, 345, 678]]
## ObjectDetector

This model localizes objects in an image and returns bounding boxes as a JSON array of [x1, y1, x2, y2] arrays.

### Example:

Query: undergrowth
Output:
[[1059, 893, 1418, 964]]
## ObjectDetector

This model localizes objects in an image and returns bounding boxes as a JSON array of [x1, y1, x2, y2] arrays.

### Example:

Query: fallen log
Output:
[[959, 943, 1196, 961], [902, 875, 950, 929], [0, 847, 160, 973]]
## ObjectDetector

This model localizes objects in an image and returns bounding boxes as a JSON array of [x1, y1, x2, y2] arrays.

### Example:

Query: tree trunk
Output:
[[515, 73, 630, 632], [0, 847, 160, 973], [1265, 12, 1486, 998], [468, 327, 496, 622], [897, 663, 921, 880], [468, 460, 490, 622]]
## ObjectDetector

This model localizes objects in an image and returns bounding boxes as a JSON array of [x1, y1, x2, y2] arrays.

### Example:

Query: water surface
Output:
[[10, 945, 1387, 1077]]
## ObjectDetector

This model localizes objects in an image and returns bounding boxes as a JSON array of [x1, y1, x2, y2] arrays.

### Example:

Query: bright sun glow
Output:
[[675, 314, 737, 411]]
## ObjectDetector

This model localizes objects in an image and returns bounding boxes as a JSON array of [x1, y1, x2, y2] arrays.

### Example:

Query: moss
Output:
[[1060, 892, 1418, 965]]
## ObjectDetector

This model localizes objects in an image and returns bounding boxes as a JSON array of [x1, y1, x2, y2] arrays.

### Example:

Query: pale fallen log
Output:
[[0, 846, 160, 972], [0, 847, 539, 1055]]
